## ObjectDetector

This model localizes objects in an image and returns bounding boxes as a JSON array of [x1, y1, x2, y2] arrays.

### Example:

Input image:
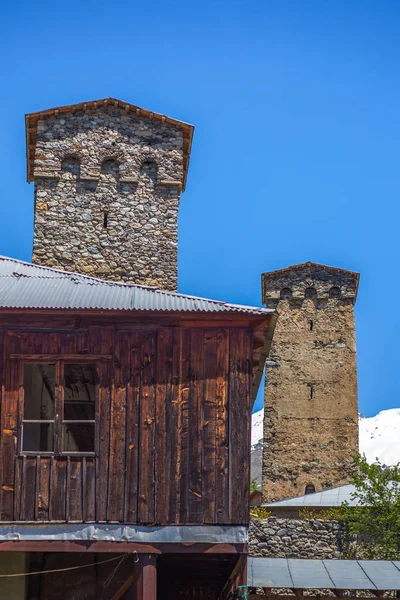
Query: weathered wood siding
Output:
[[0, 324, 253, 525]]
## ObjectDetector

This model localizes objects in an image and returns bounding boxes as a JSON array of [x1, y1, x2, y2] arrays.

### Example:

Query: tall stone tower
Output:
[[25, 97, 194, 290], [262, 262, 359, 503]]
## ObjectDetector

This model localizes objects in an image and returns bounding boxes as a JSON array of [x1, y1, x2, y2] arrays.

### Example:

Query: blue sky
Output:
[[1, 0, 399, 416]]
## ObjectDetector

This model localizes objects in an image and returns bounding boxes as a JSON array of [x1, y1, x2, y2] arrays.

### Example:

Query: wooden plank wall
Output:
[[0, 325, 253, 525]]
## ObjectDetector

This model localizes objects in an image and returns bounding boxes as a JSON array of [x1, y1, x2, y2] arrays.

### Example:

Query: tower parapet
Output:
[[263, 262, 359, 308]]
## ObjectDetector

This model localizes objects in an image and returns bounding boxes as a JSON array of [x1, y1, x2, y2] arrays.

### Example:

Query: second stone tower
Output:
[[262, 262, 359, 503]]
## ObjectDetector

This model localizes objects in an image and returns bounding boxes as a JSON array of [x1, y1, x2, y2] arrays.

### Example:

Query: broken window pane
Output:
[[63, 423, 95, 453], [23, 423, 54, 452], [64, 364, 96, 420], [23, 364, 55, 420]]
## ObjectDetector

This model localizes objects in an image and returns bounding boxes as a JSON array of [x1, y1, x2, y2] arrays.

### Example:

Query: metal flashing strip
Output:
[[0, 524, 247, 544]]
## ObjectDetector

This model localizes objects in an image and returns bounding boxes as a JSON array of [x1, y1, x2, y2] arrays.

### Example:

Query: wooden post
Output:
[[133, 554, 157, 600]]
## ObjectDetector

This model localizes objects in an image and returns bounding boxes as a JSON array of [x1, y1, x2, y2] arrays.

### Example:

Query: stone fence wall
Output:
[[249, 515, 344, 559]]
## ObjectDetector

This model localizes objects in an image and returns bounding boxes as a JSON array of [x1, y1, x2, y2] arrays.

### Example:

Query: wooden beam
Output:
[[9, 354, 112, 361], [111, 575, 134, 600], [133, 554, 157, 600], [218, 555, 247, 600]]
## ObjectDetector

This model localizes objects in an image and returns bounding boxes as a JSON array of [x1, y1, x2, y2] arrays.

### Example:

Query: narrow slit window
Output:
[[103, 212, 108, 228], [309, 385, 314, 400], [309, 320, 313, 331]]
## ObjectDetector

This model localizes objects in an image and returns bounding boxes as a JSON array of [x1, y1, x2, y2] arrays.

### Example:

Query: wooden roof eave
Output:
[[0, 306, 274, 328]]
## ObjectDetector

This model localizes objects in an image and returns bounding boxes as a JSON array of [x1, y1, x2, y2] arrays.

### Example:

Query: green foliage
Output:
[[250, 478, 259, 494], [340, 454, 400, 559]]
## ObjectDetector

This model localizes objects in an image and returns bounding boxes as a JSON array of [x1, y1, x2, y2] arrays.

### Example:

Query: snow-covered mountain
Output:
[[251, 407, 400, 468], [359, 408, 400, 465]]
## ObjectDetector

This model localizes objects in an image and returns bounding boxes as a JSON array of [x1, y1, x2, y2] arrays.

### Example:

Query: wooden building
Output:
[[0, 256, 277, 599]]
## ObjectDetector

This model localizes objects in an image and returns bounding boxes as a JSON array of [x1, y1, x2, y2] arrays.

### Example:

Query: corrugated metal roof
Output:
[[0, 256, 273, 316], [264, 484, 360, 508], [248, 557, 400, 591]]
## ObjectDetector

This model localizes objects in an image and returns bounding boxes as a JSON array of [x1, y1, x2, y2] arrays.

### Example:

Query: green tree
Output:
[[341, 454, 400, 559]]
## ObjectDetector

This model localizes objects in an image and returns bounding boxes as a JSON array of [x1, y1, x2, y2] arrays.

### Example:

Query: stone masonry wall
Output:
[[32, 106, 184, 290], [249, 516, 343, 559], [262, 264, 359, 503]]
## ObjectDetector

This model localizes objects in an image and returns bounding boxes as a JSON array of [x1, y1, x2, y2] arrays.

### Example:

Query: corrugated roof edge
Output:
[[0, 256, 274, 316]]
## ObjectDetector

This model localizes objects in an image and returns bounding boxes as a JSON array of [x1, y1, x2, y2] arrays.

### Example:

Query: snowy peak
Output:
[[359, 408, 400, 466], [252, 407, 400, 466]]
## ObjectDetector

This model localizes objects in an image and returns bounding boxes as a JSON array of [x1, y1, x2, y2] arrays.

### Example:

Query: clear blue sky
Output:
[[1, 0, 399, 417]]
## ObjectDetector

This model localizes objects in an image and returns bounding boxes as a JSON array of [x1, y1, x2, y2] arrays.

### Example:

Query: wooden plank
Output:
[[13, 353, 24, 521], [9, 354, 111, 361], [54, 361, 63, 457], [108, 331, 129, 522], [133, 554, 157, 600], [1, 342, 19, 520], [95, 325, 114, 522], [125, 332, 141, 523], [37, 457, 51, 520], [203, 329, 217, 524], [19, 456, 27, 521], [179, 329, 191, 524], [229, 329, 252, 525], [75, 331, 88, 354], [155, 328, 173, 524], [68, 459, 83, 521], [50, 458, 67, 521], [66, 456, 71, 521], [111, 575, 134, 600], [215, 328, 230, 524], [83, 457, 96, 521], [138, 332, 156, 523], [20, 457, 36, 521], [13, 456, 22, 520], [188, 328, 204, 523], [96, 360, 111, 521], [168, 329, 182, 523]]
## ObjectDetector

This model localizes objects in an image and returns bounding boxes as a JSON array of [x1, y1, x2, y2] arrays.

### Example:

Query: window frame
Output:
[[19, 358, 99, 457]]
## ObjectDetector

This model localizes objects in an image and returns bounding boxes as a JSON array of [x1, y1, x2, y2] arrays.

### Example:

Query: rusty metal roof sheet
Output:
[[0, 256, 272, 316]]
